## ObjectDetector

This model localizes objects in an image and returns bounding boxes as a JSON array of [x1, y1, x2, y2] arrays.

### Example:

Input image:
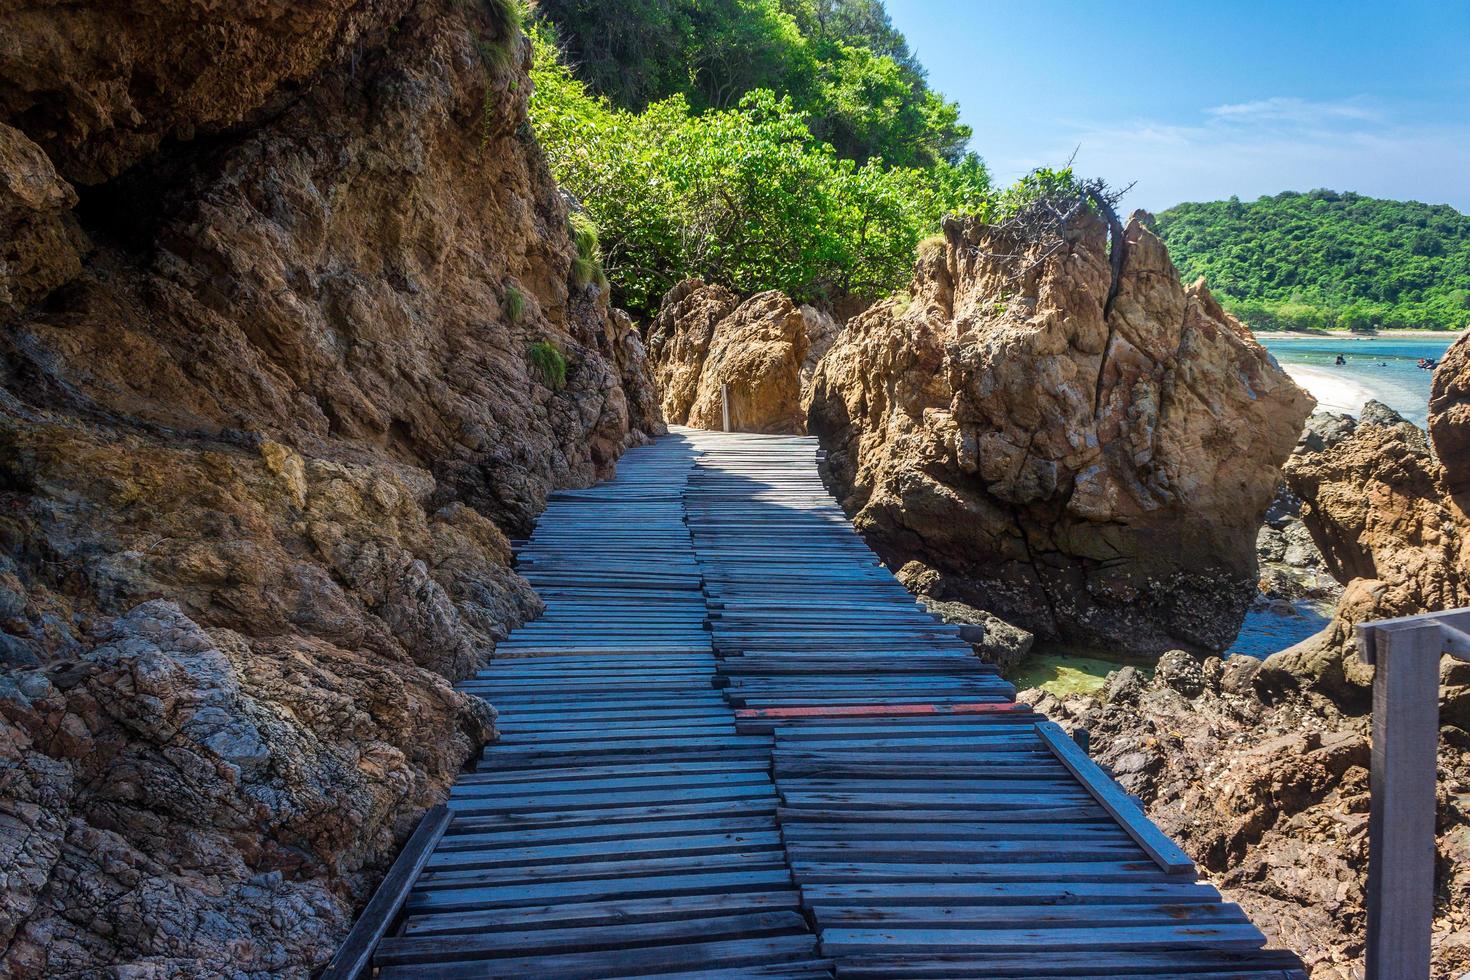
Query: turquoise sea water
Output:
[[1260, 334, 1458, 427]]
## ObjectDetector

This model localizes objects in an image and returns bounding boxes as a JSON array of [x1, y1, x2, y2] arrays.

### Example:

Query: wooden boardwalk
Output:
[[338, 429, 1306, 979]]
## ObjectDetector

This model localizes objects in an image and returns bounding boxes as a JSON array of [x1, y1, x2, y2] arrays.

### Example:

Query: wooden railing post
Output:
[[721, 383, 730, 432], [1356, 608, 1470, 980]]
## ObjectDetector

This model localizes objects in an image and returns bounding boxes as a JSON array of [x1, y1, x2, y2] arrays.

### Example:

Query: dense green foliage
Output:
[[531, 0, 970, 168], [529, 25, 989, 313], [1155, 190, 1470, 332], [504, 283, 526, 323], [528, 340, 568, 390], [567, 211, 609, 291]]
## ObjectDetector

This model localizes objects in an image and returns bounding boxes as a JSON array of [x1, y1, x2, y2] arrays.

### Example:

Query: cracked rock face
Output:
[[646, 279, 841, 434], [808, 211, 1314, 655], [0, 0, 661, 975], [1, 601, 494, 977]]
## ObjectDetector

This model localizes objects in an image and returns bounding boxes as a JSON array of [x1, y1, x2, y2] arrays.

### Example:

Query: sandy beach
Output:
[[1254, 329, 1464, 341], [1278, 363, 1381, 416]]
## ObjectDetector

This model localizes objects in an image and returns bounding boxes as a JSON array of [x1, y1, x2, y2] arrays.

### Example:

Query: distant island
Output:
[[1155, 190, 1470, 333]]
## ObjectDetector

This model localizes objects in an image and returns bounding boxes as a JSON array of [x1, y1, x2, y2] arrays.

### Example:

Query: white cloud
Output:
[[1205, 96, 1383, 125], [984, 96, 1470, 214]]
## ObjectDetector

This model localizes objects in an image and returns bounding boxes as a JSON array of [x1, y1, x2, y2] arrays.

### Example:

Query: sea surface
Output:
[[1259, 334, 1457, 427]]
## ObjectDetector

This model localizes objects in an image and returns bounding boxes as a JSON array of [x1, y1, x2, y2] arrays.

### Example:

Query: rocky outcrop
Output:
[[896, 560, 1035, 672], [0, 2, 661, 975], [807, 211, 1314, 656], [1, 601, 493, 976], [1029, 629, 1470, 980], [1271, 398, 1470, 701], [1431, 331, 1470, 500], [1025, 660, 1470, 979], [646, 279, 841, 434], [1026, 334, 1470, 979]]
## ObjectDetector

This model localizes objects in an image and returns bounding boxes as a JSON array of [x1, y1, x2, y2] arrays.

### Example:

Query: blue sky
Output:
[[884, 0, 1470, 213]]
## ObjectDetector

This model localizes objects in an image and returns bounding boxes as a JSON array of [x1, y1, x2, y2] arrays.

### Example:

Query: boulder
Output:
[[918, 594, 1035, 673], [1, 601, 493, 976], [0, 122, 86, 310], [1274, 397, 1470, 703], [1156, 649, 1208, 697], [1431, 330, 1470, 500], [645, 281, 843, 434], [807, 210, 1313, 656]]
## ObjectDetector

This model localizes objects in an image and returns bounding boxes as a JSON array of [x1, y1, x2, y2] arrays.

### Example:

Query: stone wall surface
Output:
[[0, 2, 661, 974]]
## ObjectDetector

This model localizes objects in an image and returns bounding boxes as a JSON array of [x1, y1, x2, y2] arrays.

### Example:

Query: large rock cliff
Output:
[[0, 2, 660, 975], [807, 211, 1314, 656]]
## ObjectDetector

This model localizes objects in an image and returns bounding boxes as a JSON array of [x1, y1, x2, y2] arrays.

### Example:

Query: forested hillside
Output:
[[1155, 190, 1470, 332], [528, 0, 990, 313]]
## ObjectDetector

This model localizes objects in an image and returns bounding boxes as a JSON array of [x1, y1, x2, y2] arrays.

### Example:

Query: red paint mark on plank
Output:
[[735, 702, 1027, 719]]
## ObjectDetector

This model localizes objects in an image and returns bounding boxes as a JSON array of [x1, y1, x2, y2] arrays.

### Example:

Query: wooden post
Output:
[[721, 383, 730, 432], [1356, 608, 1470, 980]]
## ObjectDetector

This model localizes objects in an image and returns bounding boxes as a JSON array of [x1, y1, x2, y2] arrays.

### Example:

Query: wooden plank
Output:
[[800, 862, 1208, 899], [375, 910, 809, 964], [831, 949, 1307, 978], [318, 804, 451, 980], [819, 922, 1267, 955], [374, 935, 822, 979], [401, 891, 802, 937], [1035, 721, 1195, 875]]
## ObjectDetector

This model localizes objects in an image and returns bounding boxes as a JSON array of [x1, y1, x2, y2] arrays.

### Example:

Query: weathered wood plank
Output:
[[318, 805, 450, 980], [1035, 721, 1196, 875]]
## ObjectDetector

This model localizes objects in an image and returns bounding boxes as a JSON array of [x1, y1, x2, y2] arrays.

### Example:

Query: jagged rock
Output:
[[808, 210, 1313, 656], [0, 123, 86, 310], [1, 601, 494, 977], [798, 305, 842, 414], [1275, 397, 1469, 702], [1156, 649, 1207, 697], [917, 594, 1034, 672], [687, 291, 809, 433], [645, 280, 842, 434], [0, 2, 661, 975], [0, 0, 414, 185], [1431, 331, 1470, 499], [1257, 525, 1288, 563], [647, 279, 742, 427], [1281, 520, 1323, 568]]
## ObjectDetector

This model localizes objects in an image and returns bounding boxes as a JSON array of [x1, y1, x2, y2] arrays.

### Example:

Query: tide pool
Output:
[[1259, 334, 1458, 427]]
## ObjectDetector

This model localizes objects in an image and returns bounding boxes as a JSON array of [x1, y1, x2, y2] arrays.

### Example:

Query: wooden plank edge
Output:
[[318, 804, 453, 980], [1034, 721, 1196, 875], [736, 702, 1029, 720]]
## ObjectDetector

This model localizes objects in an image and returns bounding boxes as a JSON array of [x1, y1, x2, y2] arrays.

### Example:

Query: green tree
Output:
[[1155, 190, 1470, 332], [528, 28, 990, 313], [532, 0, 971, 168]]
